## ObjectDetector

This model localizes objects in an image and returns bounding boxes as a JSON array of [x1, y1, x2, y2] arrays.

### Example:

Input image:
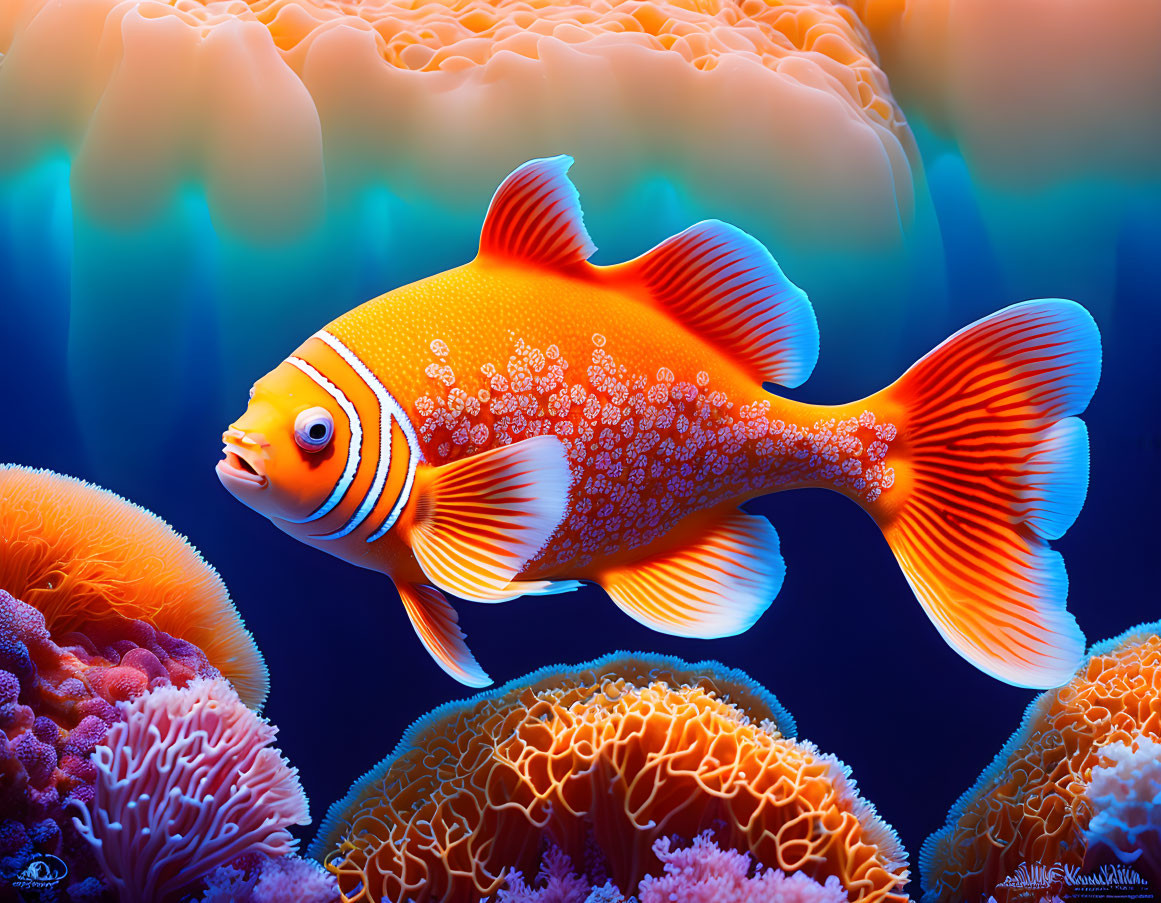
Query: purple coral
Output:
[[0, 589, 219, 897], [1082, 735, 1161, 888], [198, 852, 339, 902]]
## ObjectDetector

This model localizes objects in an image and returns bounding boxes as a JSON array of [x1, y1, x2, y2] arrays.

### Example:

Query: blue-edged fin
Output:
[[408, 435, 571, 603], [614, 221, 819, 388], [598, 510, 784, 638], [397, 582, 491, 688], [468, 578, 584, 604], [871, 299, 1101, 689], [477, 155, 596, 270]]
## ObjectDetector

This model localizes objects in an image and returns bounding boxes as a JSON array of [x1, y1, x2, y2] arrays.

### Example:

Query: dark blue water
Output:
[[2, 150, 1159, 879]]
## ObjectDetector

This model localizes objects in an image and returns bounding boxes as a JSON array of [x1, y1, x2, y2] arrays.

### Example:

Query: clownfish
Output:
[[217, 156, 1101, 690]]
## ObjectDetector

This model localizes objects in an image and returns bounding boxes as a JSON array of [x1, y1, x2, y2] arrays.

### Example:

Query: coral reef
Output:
[[199, 851, 339, 903], [920, 620, 1161, 902], [494, 834, 852, 903], [1082, 734, 1161, 889], [313, 653, 907, 902], [0, 465, 268, 706], [0, 588, 218, 897], [73, 677, 309, 903]]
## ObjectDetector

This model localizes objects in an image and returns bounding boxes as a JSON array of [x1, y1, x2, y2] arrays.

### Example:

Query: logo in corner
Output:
[[12, 853, 68, 892]]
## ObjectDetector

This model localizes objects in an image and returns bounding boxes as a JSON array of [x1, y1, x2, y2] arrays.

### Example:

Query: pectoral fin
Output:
[[598, 510, 784, 638], [408, 435, 571, 602], [397, 582, 491, 688]]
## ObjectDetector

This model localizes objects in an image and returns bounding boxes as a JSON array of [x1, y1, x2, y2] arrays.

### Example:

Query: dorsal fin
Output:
[[477, 156, 596, 269], [618, 221, 819, 388]]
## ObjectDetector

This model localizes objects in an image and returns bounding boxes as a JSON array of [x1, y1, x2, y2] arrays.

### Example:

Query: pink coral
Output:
[[199, 852, 339, 903], [639, 832, 850, 903], [73, 677, 309, 903], [492, 834, 853, 903]]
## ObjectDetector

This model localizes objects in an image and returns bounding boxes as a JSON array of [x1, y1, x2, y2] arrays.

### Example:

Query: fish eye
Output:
[[294, 407, 334, 452]]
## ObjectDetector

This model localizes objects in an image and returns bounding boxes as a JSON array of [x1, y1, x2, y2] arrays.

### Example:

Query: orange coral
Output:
[[920, 621, 1161, 903], [0, 465, 268, 708], [312, 653, 908, 903]]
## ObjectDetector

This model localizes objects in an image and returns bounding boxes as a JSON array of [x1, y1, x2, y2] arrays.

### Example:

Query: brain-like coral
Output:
[[0, 465, 268, 707], [0, 0, 915, 245], [0, 588, 218, 898], [920, 620, 1161, 903], [313, 653, 908, 903], [1082, 734, 1161, 889], [74, 677, 310, 903]]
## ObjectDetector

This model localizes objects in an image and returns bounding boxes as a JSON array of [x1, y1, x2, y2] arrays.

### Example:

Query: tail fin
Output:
[[872, 299, 1100, 689]]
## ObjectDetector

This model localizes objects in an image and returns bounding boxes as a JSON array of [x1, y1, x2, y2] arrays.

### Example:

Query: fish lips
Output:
[[217, 433, 269, 494]]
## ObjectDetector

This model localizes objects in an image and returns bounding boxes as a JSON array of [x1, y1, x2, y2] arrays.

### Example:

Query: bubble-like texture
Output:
[[0, 588, 219, 899], [415, 334, 896, 569], [0, 465, 268, 707], [313, 652, 907, 903], [919, 622, 1161, 903]]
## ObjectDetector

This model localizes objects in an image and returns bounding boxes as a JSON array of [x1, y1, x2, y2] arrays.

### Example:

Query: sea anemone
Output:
[[73, 677, 310, 903], [0, 465, 268, 707], [920, 620, 1161, 903], [313, 653, 908, 903], [0, 587, 219, 897]]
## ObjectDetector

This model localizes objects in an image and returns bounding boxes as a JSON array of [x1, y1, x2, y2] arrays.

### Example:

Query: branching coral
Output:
[[920, 620, 1161, 903], [494, 834, 851, 903], [199, 851, 340, 903], [0, 588, 218, 897], [73, 677, 310, 903], [1082, 734, 1161, 889], [313, 653, 908, 903], [0, 465, 268, 707]]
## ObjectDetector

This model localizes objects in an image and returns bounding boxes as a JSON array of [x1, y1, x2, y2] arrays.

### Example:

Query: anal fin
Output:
[[598, 510, 784, 638], [397, 582, 492, 688]]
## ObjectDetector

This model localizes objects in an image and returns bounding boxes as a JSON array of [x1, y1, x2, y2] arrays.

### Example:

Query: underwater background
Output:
[[3, 0, 1161, 898]]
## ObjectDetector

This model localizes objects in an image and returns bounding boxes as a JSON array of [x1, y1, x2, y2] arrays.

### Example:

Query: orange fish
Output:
[[217, 156, 1101, 690]]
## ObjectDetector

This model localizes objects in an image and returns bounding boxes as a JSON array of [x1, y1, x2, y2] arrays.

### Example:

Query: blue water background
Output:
[[2, 150, 1160, 873]]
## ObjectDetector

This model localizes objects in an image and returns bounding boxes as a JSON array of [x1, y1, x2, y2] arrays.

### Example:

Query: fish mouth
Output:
[[217, 430, 268, 490]]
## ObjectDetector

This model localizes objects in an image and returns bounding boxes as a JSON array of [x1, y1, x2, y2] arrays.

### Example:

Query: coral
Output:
[[920, 620, 1161, 903], [199, 852, 340, 903], [0, 0, 914, 245], [494, 834, 852, 903], [313, 653, 907, 902], [0, 588, 218, 897], [0, 465, 268, 707], [1082, 734, 1161, 888], [638, 832, 851, 903], [73, 677, 310, 903]]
